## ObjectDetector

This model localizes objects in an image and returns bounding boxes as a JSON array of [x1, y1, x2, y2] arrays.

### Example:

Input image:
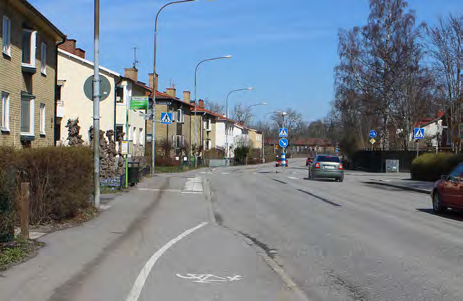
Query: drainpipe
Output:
[[54, 37, 67, 146]]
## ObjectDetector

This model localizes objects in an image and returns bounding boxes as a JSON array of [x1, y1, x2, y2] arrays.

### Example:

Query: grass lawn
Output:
[[0, 239, 44, 271]]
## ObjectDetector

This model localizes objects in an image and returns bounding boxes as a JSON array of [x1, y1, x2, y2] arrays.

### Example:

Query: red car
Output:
[[275, 158, 288, 167], [306, 157, 314, 166], [432, 163, 463, 213]]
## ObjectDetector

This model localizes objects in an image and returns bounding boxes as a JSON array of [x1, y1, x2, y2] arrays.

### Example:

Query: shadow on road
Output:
[[417, 208, 463, 222]]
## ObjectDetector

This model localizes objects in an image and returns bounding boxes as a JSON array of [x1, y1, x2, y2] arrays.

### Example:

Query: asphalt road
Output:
[[2, 159, 463, 301], [206, 158, 463, 301]]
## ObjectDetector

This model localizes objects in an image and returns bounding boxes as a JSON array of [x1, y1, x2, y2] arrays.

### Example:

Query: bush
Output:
[[0, 146, 93, 225], [411, 152, 463, 181]]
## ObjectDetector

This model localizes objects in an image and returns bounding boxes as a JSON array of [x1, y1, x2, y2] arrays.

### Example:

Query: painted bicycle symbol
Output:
[[176, 273, 242, 284]]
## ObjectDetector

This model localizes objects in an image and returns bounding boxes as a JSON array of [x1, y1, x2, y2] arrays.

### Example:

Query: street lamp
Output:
[[193, 55, 232, 166], [225, 87, 252, 161], [151, 0, 196, 176]]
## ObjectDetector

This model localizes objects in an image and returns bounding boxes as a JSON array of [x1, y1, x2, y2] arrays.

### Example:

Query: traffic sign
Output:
[[414, 128, 425, 139], [279, 128, 288, 137], [279, 138, 288, 148], [369, 138, 376, 145], [369, 130, 377, 138], [83, 74, 111, 101], [130, 96, 148, 110], [156, 100, 171, 106], [160, 112, 173, 124]]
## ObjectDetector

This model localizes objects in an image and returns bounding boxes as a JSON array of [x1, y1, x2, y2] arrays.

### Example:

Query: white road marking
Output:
[[137, 188, 181, 193], [221, 172, 230, 175], [125, 222, 208, 301], [288, 176, 298, 180], [176, 273, 243, 284]]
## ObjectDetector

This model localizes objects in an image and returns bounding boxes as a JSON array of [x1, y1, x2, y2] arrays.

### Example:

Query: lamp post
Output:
[[193, 55, 232, 167], [225, 87, 252, 162], [151, 0, 196, 176]]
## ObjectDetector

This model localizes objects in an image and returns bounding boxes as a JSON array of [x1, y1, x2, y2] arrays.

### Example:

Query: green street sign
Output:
[[130, 96, 148, 110]]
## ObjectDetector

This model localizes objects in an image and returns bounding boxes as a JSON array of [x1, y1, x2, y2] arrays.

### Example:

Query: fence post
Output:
[[20, 182, 30, 240]]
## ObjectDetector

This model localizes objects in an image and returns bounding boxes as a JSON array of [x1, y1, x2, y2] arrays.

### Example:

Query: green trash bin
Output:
[[127, 162, 140, 186], [0, 169, 15, 242]]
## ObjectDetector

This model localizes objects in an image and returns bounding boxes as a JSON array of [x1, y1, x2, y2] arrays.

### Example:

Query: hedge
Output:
[[410, 152, 463, 182], [0, 146, 93, 226]]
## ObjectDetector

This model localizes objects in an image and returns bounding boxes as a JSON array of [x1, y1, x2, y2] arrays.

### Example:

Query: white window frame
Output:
[[133, 127, 137, 145], [2, 16, 11, 56], [177, 109, 184, 123], [116, 86, 125, 104], [20, 97, 35, 136], [1, 92, 10, 132], [39, 103, 46, 135], [40, 43, 47, 75], [139, 128, 144, 145], [22, 29, 37, 68]]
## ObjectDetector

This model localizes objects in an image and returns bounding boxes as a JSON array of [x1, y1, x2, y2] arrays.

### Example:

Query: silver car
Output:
[[309, 154, 344, 182]]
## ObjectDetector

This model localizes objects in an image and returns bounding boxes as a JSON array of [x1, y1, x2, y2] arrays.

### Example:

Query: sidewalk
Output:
[[364, 177, 434, 194]]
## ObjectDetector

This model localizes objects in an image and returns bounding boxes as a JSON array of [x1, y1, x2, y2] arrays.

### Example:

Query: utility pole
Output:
[[93, 0, 100, 208]]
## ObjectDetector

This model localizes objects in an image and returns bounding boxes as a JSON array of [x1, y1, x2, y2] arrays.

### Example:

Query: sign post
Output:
[[414, 128, 425, 158]]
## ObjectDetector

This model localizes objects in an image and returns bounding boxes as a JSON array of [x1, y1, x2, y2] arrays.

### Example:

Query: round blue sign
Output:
[[279, 138, 288, 148], [369, 130, 377, 138]]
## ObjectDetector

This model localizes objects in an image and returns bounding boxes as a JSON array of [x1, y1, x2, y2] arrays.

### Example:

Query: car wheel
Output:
[[338, 177, 344, 182], [432, 191, 446, 214]]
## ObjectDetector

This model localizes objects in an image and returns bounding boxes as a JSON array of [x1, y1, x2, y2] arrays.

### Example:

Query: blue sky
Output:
[[30, 0, 462, 123]]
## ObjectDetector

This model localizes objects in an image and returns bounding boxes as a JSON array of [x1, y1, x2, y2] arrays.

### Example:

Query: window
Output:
[[139, 128, 144, 145], [40, 43, 47, 75], [317, 155, 340, 163], [1, 92, 10, 131], [116, 86, 124, 104], [177, 109, 184, 123], [2, 16, 11, 56], [39, 103, 46, 135], [173, 135, 184, 149], [22, 30, 37, 67], [133, 127, 137, 144], [21, 95, 35, 135], [204, 119, 211, 131], [115, 125, 124, 141], [204, 139, 212, 150]]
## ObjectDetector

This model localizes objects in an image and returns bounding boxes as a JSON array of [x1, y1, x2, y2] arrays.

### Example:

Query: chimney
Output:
[[199, 99, 204, 108], [58, 39, 76, 54], [183, 91, 191, 103], [148, 73, 159, 91], [166, 87, 176, 98], [124, 67, 138, 82], [437, 110, 445, 118], [75, 48, 86, 59]]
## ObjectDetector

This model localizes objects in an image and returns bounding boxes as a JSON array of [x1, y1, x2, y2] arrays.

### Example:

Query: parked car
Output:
[[275, 157, 288, 167], [431, 163, 463, 213], [306, 157, 314, 166], [308, 154, 344, 182]]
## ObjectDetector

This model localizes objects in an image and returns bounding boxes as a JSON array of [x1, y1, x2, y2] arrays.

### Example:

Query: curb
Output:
[[364, 181, 431, 194]]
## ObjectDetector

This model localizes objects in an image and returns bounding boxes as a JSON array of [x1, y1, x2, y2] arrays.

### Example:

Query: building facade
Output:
[[1, 0, 65, 148]]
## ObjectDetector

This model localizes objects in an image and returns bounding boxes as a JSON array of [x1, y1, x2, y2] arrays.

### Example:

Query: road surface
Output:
[[2, 159, 463, 301]]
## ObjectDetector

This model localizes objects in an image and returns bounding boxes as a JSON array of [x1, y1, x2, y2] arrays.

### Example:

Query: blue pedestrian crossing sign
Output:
[[279, 138, 288, 148], [414, 128, 425, 139], [369, 130, 377, 138], [160, 112, 173, 124], [279, 128, 288, 137]]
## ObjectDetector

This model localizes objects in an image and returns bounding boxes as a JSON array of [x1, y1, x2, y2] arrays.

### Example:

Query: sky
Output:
[[29, 0, 463, 123]]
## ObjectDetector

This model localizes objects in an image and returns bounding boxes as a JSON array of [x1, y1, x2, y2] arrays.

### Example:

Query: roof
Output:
[[16, 0, 66, 40], [58, 49, 121, 77], [155, 91, 193, 107]]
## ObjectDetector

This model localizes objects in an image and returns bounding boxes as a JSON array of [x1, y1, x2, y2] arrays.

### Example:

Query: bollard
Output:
[[20, 182, 30, 240]]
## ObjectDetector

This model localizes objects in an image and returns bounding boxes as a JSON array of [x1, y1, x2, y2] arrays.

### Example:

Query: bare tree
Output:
[[204, 99, 225, 115], [232, 103, 253, 126], [427, 13, 463, 152], [271, 109, 303, 145], [334, 0, 426, 150]]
